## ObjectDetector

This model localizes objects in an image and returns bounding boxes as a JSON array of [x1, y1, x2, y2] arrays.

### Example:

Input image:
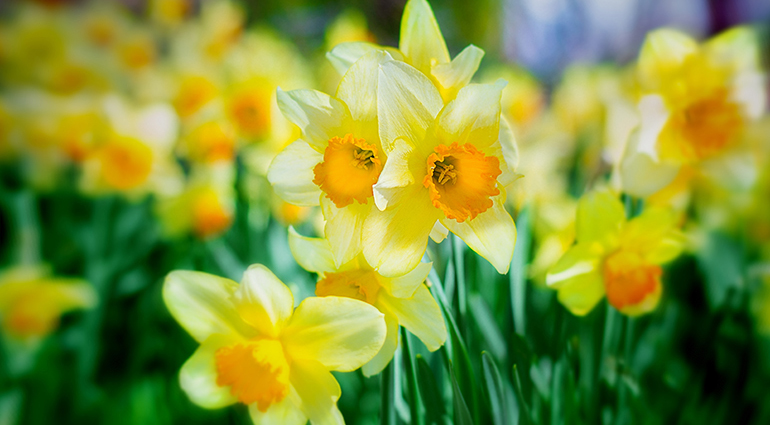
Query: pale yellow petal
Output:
[[556, 271, 605, 316], [336, 50, 390, 124], [363, 185, 441, 278], [45, 279, 98, 312], [704, 26, 760, 74], [546, 243, 602, 290], [379, 284, 446, 351], [283, 297, 386, 372], [326, 42, 404, 76], [435, 81, 506, 151], [621, 208, 684, 265], [638, 28, 698, 86], [620, 130, 681, 198], [575, 190, 625, 247], [372, 138, 415, 211], [233, 265, 294, 339], [361, 311, 399, 377], [288, 227, 336, 274], [399, 0, 450, 75], [276, 88, 349, 150], [163, 271, 254, 343], [431, 44, 484, 101], [249, 391, 307, 425], [495, 118, 520, 186], [381, 261, 432, 299], [429, 221, 448, 243], [377, 60, 443, 154], [179, 334, 239, 409], [267, 140, 323, 206], [321, 198, 370, 268], [290, 359, 344, 425], [441, 198, 516, 274]]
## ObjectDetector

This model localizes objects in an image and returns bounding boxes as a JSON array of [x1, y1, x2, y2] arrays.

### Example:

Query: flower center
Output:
[[422, 142, 501, 222], [228, 88, 271, 139], [192, 188, 232, 239], [98, 137, 153, 190], [174, 76, 218, 118], [215, 339, 291, 412], [187, 121, 235, 163], [316, 269, 380, 305], [313, 134, 383, 208], [659, 88, 743, 162], [602, 250, 661, 311]]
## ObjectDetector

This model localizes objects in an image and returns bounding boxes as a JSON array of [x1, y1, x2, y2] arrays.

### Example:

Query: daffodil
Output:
[[0, 265, 96, 342], [327, 0, 484, 103], [163, 264, 386, 425], [620, 27, 765, 199], [288, 227, 446, 376], [267, 50, 390, 266], [546, 190, 684, 316], [364, 58, 518, 277]]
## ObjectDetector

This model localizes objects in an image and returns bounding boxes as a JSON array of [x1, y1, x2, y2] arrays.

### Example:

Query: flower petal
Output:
[[429, 221, 448, 243], [638, 28, 698, 87], [179, 334, 239, 409], [361, 311, 400, 377], [290, 360, 344, 425], [163, 271, 254, 343], [326, 42, 404, 76], [363, 185, 441, 277], [287, 227, 336, 274], [276, 88, 350, 150], [575, 190, 625, 247], [283, 297, 386, 372], [337, 50, 391, 125], [546, 243, 601, 289], [431, 44, 484, 101], [377, 60, 443, 154], [267, 140, 323, 206], [556, 271, 605, 316], [379, 283, 446, 351], [399, 0, 450, 75], [441, 197, 516, 274], [621, 208, 684, 265], [249, 392, 307, 425], [620, 130, 681, 198], [381, 261, 432, 299], [321, 198, 370, 268], [435, 80, 506, 151], [372, 138, 415, 211], [233, 265, 295, 339], [495, 118, 520, 186]]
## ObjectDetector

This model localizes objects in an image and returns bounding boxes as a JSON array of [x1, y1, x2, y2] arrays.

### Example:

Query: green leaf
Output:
[[401, 328, 423, 425], [470, 294, 506, 361], [416, 355, 445, 425], [448, 359, 474, 425], [510, 206, 532, 336], [512, 364, 532, 425], [381, 362, 396, 425], [695, 232, 744, 309], [481, 352, 509, 425]]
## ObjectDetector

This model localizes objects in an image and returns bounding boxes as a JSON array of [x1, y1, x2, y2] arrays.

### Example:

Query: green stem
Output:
[[380, 362, 397, 425], [401, 328, 423, 425]]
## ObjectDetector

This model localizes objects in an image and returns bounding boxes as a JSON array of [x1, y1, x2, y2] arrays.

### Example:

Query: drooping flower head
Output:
[[546, 190, 684, 316], [164, 264, 386, 425], [288, 227, 446, 377]]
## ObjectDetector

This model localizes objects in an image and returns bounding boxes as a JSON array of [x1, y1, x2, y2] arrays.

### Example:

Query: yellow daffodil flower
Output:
[[268, 50, 390, 267], [180, 119, 237, 164], [365, 58, 518, 277], [327, 0, 484, 103], [288, 227, 446, 376], [163, 264, 386, 425], [0, 265, 96, 342], [546, 190, 684, 316], [621, 27, 765, 199]]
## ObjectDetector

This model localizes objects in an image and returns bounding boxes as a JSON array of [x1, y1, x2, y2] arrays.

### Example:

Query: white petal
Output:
[[267, 140, 323, 207], [287, 227, 337, 274], [276, 89, 349, 150], [326, 42, 403, 76], [372, 138, 415, 211]]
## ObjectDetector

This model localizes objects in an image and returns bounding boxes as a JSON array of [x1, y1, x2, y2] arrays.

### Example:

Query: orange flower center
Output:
[[422, 142, 501, 222], [215, 339, 290, 412], [175, 76, 218, 118], [187, 121, 235, 163], [192, 188, 232, 238], [602, 250, 661, 311], [98, 137, 153, 190], [119, 38, 155, 70], [228, 88, 271, 139], [659, 88, 743, 162], [4, 290, 60, 338], [313, 134, 382, 208], [316, 269, 381, 305]]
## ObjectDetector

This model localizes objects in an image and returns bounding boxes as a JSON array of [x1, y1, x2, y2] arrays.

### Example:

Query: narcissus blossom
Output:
[[163, 264, 386, 425], [364, 58, 518, 277], [546, 190, 684, 316], [621, 27, 765, 199], [327, 0, 483, 103], [288, 227, 446, 376], [267, 50, 390, 266]]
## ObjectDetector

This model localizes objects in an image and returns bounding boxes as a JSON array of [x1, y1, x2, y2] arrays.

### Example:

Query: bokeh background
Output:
[[1, 0, 770, 424]]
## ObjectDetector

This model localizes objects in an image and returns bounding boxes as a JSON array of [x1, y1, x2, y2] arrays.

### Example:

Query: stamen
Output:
[[432, 161, 457, 185], [352, 148, 376, 169]]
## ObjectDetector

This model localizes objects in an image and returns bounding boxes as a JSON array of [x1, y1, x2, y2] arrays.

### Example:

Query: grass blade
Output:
[[481, 352, 509, 425], [401, 328, 423, 425], [416, 355, 445, 425]]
